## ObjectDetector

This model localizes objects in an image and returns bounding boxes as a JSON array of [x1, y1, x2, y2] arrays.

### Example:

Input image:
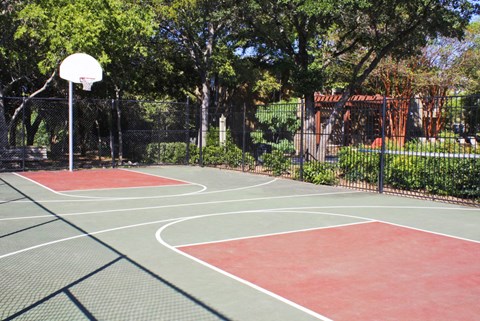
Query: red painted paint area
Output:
[[179, 222, 480, 321], [19, 169, 187, 191]]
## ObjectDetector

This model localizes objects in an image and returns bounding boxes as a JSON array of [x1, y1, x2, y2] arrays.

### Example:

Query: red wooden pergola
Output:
[[313, 94, 384, 146]]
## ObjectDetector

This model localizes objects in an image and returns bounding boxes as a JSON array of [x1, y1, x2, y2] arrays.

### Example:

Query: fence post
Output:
[[299, 99, 305, 181], [21, 93, 26, 171], [110, 99, 115, 168], [199, 105, 203, 167], [379, 96, 387, 193], [185, 97, 190, 165], [242, 103, 246, 172]]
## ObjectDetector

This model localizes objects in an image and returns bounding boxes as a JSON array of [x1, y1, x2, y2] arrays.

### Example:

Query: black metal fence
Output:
[[1, 95, 479, 205]]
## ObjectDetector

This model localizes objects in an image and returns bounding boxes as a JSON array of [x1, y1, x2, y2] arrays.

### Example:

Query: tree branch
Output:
[[7, 70, 56, 133]]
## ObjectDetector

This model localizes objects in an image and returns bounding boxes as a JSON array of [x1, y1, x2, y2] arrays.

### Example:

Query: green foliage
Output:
[[262, 150, 291, 176], [338, 146, 380, 184], [251, 102, 300, 154], [144, 142, 197, 164], [15, 0, 156, 82], [202, 126, 255, 169], [300, 161, 339, 185], [252, 70, 282, 101], [338, 142, 480, 200]]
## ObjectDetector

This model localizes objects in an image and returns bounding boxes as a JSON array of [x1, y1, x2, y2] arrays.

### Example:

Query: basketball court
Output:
[[1, 166, 479, 321]]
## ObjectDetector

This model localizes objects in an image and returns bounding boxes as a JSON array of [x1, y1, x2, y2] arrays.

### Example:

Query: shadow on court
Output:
[[1, 166, 479, 321], [0, 178, 231, 321]]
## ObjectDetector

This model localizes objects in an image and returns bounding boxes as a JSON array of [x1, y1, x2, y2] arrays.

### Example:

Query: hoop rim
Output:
[[79, 77, 95, 91]]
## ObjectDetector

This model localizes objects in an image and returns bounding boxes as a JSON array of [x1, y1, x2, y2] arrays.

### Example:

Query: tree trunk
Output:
[[316, 88, 352, 161], [26, 111, 42, 146], [303, 94, 316, 159], [198, 74, 210, 148], [0, 93, 8, 148]]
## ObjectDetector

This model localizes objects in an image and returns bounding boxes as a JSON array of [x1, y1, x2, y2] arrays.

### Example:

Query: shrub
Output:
[[202, 126, 255, 169], [338, 142, 480, 200], [338, 146, 379, 184], [202, 144, 225, 165], [301, 162, 339, 185], [263, 150, 291, 176], [144, 142, 197, 164]]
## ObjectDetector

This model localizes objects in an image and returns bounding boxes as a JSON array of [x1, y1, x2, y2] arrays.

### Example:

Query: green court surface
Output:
[[1, 166, 479, 321]]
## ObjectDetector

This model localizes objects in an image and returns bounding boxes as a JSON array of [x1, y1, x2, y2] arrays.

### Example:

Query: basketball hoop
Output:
[[59, 53, 103, 171], [59, 53, 103, 87], [79, 77, 95, 91]]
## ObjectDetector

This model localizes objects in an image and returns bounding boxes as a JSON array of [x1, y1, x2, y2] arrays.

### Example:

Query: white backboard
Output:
[[59, 53, 103, 83]]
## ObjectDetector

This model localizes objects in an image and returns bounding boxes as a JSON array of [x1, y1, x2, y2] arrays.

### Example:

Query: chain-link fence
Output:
[[0, 98, 190, 170], [1, 95, 478, 205]]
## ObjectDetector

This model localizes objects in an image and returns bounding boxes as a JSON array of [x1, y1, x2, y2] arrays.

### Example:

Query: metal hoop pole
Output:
[[68, 81, 74, 171]]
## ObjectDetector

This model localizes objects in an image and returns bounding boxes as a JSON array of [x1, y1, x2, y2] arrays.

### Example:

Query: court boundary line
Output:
[[155, 207, 480, 320], [156, 216, 337, 321], [3, 206, 478, 260], [2, 196, 476, 222], [54, 167, 196, 193], [0, 217, 181, 259], [0, 206, 381, 259], [273, 208, 480, 244], [12, 171, 206, 200], [0, 190, 361, 221], [5, 174, 279, 202], [175, 220, 374, 248]]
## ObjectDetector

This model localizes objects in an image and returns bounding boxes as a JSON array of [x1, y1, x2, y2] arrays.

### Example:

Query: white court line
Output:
[[155, 215, 336, 321], [0, 217, 182, 260], [0, 208, 284, 259], [155, 207, 480, 320], [12, 171, 207, 200], [271, 206, 480, 243], [1, 199, 478, 319], [119, 167, 202, 185], [2, 205, 479, 261], [175, 220, 374, 248], [0, 206, 374, 258], [0, 190, 361, 221], [55, 168, 199, 193], [4, 174, 278, 203], [380, 220, 480, 244]]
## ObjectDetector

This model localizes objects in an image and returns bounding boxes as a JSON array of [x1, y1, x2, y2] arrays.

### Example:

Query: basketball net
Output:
[[79, 77, 95, 91]]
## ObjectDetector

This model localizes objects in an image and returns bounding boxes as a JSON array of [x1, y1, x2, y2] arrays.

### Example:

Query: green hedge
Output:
[[338, 144, 480, 200], [144, 142, 198, 164], [262, 150, 291, 176], [299, 161, 339, 185], [202, 127, 255, 169], [338, 147, 380, 184]]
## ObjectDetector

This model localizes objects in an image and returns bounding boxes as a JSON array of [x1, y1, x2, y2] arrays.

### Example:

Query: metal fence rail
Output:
[[1, 95, 478, 205]]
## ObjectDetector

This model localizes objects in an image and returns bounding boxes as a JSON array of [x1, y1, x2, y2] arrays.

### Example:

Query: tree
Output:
[[456, 21, 480, 94], [241, 0, 343, 156], [7, 0, 156, 161], [317, 0, 477, 157], [0, 0, 51, 149], [154, 0, 241, 147], [365, 28, 478, 142]]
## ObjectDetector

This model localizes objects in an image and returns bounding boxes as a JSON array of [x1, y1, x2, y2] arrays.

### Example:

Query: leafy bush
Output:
[[338, 142, 480, 200], [338, 146, 379, 184], [202, 126, 255, 169], [202, 144, 224, 165], [251, 102, 300, 154], [262, 150, 291, 176], [300, 162, 339, 185], [144, 142, 197, 164]]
